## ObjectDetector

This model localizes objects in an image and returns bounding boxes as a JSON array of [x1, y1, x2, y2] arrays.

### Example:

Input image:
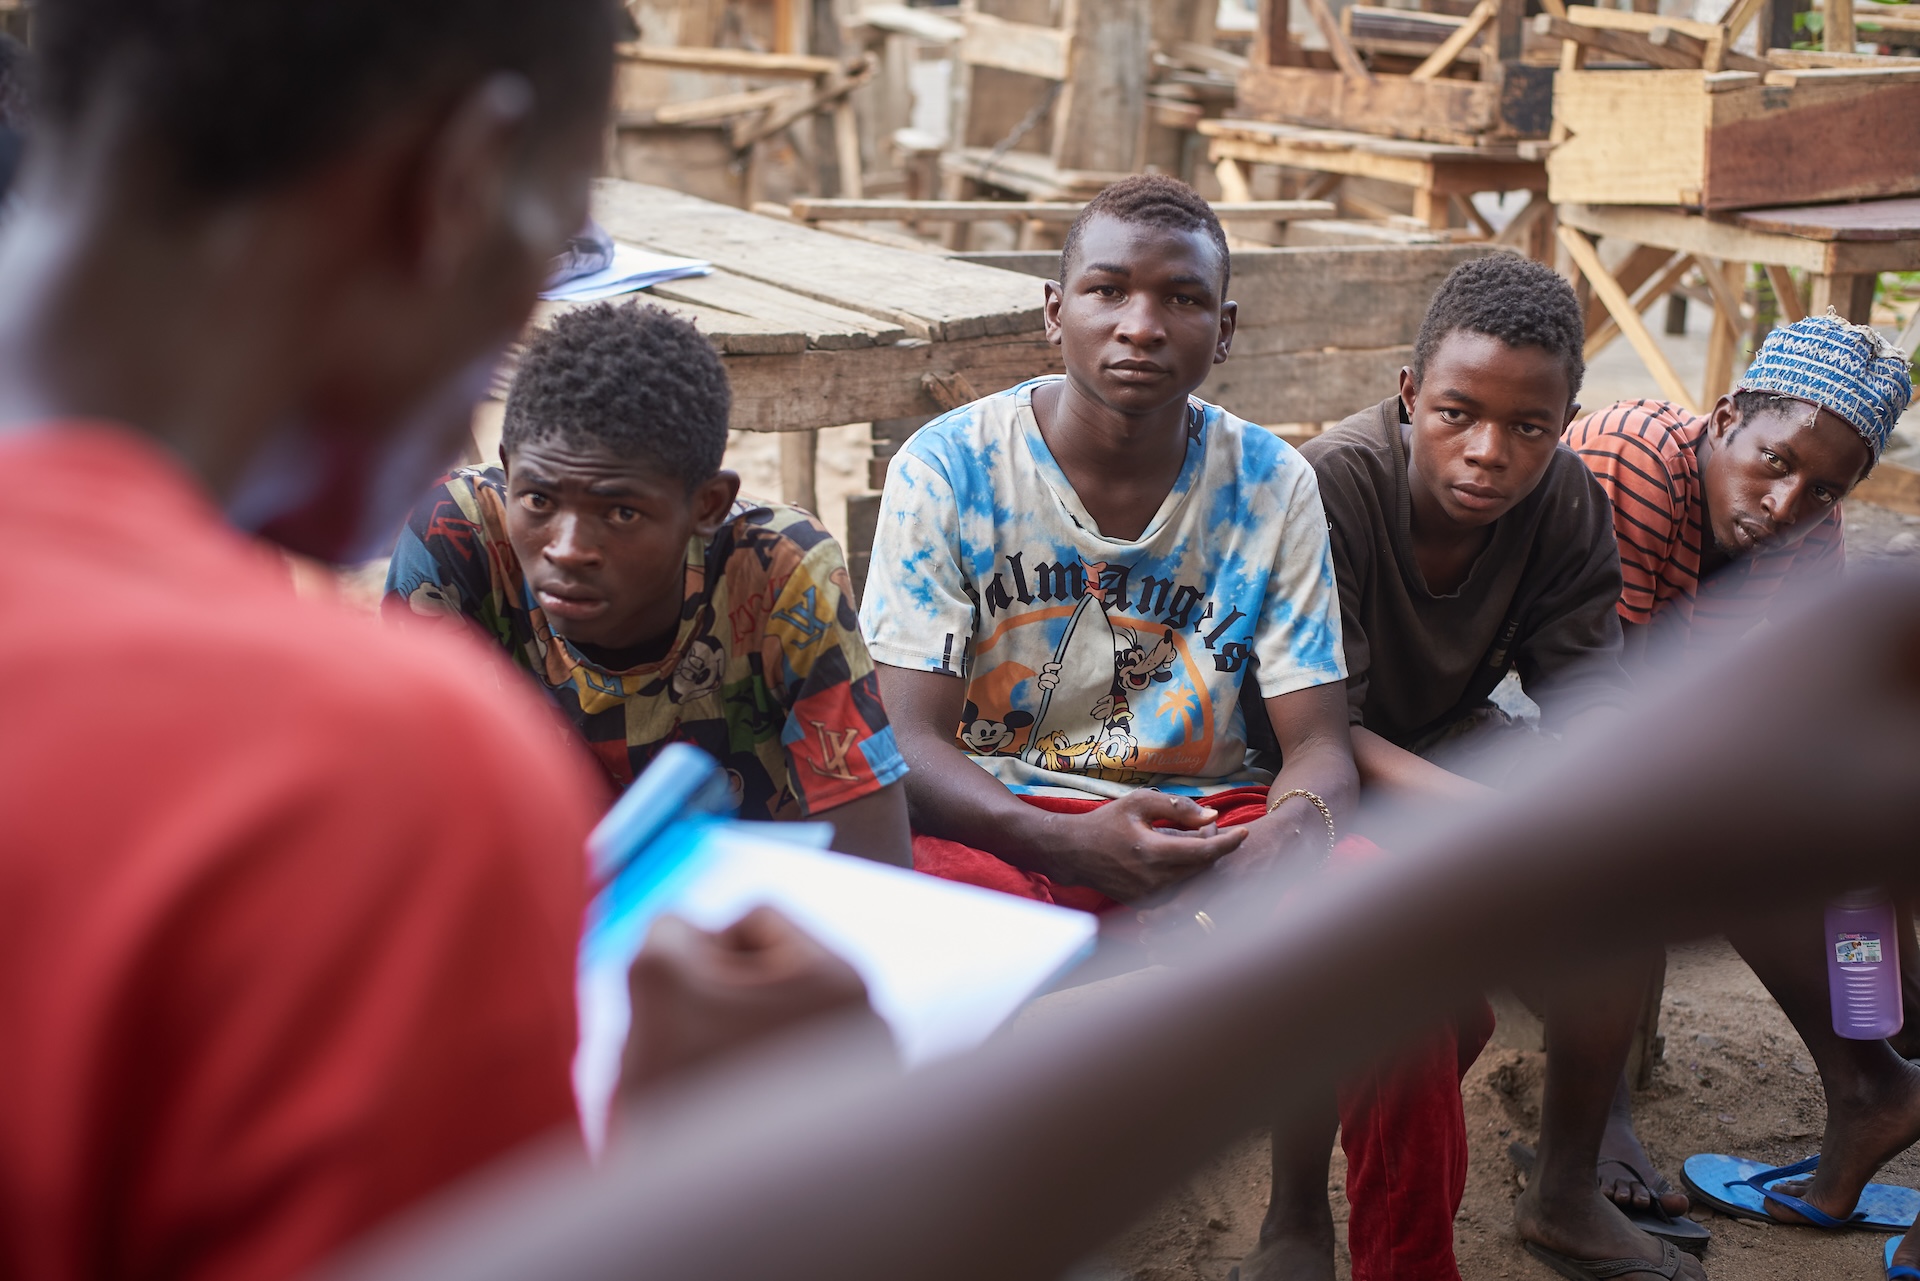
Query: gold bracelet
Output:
[[1265, 787, 1336, 852]]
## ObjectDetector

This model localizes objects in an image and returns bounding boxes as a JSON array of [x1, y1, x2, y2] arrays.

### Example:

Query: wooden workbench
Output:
[[1558, 197, 1920, 414], [1200, 117, 1553, 255], [517, 179, 1061, 511]]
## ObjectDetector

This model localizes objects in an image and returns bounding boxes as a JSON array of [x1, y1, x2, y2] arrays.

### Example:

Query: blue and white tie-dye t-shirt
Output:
[[859, 376, 1346, 801]]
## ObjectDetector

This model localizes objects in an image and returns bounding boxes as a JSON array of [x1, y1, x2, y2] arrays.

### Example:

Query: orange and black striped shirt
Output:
[[1565, 400, 1843, 645]]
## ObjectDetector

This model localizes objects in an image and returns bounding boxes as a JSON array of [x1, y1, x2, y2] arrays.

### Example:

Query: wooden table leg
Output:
[[1701, 259, 1745, 407], [1583, 250, 1694, 362], [1215, 156, 1253, 203], [1809, 272, 1876, 323], [780, 429, 820, 514], [1764, 263, 1807, 324], [833, 101, 864, 198], [1560, 226, 1700, 412], [1412, 185, 1448, 230]]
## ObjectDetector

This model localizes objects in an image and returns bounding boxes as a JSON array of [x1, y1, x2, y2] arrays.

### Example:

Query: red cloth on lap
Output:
[[909, 786, 1275, 913]]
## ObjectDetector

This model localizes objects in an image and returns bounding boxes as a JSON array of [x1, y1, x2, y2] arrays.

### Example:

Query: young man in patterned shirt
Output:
[[386, 302, 910, 863]]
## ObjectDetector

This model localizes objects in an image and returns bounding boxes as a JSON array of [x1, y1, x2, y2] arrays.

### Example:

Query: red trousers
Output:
[[910, 788, 1494, 1281]]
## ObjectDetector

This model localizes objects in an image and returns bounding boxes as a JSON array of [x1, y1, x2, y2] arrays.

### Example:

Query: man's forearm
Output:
[[895, 731, 1059, 873], [1352, 726, 1487, 800]]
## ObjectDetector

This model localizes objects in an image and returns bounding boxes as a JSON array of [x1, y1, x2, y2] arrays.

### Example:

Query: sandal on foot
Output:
[[1523, 1237, 1687, 1279], [1890, 1234, 1920, 1280], [1680, 1153, 1920, 1231], [1508, 1142, 1711, 1254]]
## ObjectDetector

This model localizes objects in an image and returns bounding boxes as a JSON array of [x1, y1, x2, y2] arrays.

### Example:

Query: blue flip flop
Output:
[[1681, 1153, 1920, 1231], [1890, 1235, 1920, 1279]]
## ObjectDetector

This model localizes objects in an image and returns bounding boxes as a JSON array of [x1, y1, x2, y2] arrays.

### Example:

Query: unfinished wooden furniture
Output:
[[514, 179, 1058, 523], [1541, 0, 1920, 211], [1557, 198, 1920, 420], [1201, 118, 1554, 256], [938, 0, 1151, 203], [615, 44, 876, 204], [1234, 0, 1554, 146]]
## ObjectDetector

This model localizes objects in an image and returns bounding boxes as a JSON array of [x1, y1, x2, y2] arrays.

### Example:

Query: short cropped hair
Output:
[[1061, 174, 1231, 291], [503, 303, 731, 488], [0, 34, 28, 131], [1412, 254, 1585, 398], [32, 0, 616, 197]]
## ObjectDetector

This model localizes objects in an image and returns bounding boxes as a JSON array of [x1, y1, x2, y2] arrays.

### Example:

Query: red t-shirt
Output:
[[0, 426, 603, 1281]]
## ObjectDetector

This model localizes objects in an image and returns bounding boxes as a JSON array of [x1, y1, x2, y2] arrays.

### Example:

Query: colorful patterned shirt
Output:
[[859, 377, 1346, 801], [383, 467, 906, 818], [1566, 400, 1844, 646]]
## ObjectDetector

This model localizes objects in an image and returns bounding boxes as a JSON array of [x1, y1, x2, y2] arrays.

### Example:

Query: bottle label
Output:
[[1836, 933, 1884, 964]]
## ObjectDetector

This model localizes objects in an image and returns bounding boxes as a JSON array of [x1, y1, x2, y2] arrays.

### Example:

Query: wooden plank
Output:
[[1534, 14, 1701, 68], [1700, 74, 1920, 209], [1201, 346, 1428, 423], [1548, 71, 1708, 206], [1647, 26, 1773, 73], [1764, 65, 1920, 86], [1809, 271, 1877, 321], [514, 298, 807, 370], [649, 270, 907, 349], [846, 4, 966, 43], [1303, 0, 1377, 79], [1561, 6, 1724, 42], [1764, 262, 1808, 321], [786, 198, 1338, 222], [1700, 258, 1746, 403], [722, 332, 1062, 431], [1559, 225, 1699, 411], [779, 431, 819, 511], [1412, 0, 1498, 79], [938, 148, 1125, 199], [732, 60, 874, 148], [1854, 458, 1920, 517], [1053, 0, 1152, 173], [1563, 202, 1823, 270], [1767, 46, 1920, 65], [1235, 62, 1538, 143], [959, 11, 1072, 79], [618, 43, 840, 77], [593, 179, 1045, 341], [1826, 0, 1857, 49], [1584, 251, 1696, 360], [1733, 197, 1920, 241], [651, 86, 793, 125]]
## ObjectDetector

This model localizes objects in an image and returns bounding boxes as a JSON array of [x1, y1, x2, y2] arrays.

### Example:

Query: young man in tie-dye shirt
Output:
[[860, 176, 1357, 911], [386, 302, 909, 864]]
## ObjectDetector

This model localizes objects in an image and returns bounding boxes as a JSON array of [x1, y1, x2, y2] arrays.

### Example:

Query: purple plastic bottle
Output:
[[1827, 888, 1903, 1040]]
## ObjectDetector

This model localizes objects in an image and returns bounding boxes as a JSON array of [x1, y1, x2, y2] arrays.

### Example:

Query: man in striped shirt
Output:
[[1559, 312, 1916, 1255], [1567, 314, 1904, 659]]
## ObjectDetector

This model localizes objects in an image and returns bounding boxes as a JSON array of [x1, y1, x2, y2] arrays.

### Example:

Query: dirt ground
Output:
[[1083, 937, 1920, 1281]]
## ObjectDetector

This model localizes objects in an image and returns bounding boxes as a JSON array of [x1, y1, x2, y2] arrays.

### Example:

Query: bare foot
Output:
[[1763, 1056, 1920, 1225], [1598, 1092, 1690, 1219], [1515, 1183, 1707, 1281], [1894, 1233, 1920, 1275], [1233, 1205, 1335, 1281]]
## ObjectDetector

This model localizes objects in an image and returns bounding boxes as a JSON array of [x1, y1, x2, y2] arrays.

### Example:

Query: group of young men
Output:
[[2, 1, 1917, 1278], [377, 173, 1912, 1281]]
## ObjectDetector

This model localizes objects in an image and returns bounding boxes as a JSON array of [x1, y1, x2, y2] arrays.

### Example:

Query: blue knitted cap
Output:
[[1737, 311, 1913, 460]]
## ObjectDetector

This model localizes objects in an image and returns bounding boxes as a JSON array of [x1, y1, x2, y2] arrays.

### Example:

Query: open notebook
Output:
[[573, 745, 1100, 1150]]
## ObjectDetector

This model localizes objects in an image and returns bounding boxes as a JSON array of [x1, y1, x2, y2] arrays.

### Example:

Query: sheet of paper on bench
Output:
[[573, 820, 1100, 1150], [539, 242, 711, 302]]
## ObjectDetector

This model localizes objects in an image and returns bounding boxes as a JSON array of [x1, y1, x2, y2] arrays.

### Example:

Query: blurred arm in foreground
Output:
[[324, 570, 1920, 1281]]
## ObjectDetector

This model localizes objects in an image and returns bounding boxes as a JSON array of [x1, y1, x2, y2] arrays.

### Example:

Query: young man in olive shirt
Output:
[[1241, 257, 1681, 1281]]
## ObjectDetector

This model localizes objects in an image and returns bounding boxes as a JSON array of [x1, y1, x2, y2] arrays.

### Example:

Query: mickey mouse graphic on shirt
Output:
[[957, 700, 1035, 756], [1022, 569, 1180, 780]]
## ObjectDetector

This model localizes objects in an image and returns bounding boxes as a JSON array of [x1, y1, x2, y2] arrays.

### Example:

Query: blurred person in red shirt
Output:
[[0, 3, 872, 1279]]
